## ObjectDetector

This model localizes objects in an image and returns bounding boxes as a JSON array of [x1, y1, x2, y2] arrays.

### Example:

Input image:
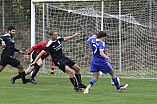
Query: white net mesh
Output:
[[33, 1, 157, 79]]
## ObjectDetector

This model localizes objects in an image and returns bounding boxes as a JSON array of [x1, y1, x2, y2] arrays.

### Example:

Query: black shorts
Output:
[[32, 51, 38, 61], [31, 51, 44, 63], [0, 56, 20, 67], [55, 57, 75, 72]]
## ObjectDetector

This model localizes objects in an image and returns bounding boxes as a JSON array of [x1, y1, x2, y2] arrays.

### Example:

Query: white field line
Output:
[[1, 86, 157, 97]]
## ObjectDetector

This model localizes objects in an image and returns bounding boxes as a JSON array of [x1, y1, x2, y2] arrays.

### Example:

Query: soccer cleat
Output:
[[50, 70, 55, 74], [83, 85, 91, 94], [29, 78, 37, 84], [118, 84, 128, 92], [23, 79, 30, 84], [10, 78, 15, 84], [75, 89, 83, 92], [23, 79, 31, 84], [120, 85, 125, 87], [78, 84, 87, 89]]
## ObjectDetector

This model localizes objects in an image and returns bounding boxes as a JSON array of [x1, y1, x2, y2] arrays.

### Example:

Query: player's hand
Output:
[[19, 51, 25, 54], [1, 41, 6, 48], [74, 32, 80, 36], [107, 54, 110, 57], [24, 55, 29, 60], [108, 58, 111, 62], [30, 62, 35, 67], [106, 56, 111, 62]]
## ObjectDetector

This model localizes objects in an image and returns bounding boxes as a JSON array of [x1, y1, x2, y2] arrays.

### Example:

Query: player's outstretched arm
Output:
[[30, 50, 45, 66], [19, 50, 25, 54], [63, 32, 80, 41], [24, 44, 40, 60]]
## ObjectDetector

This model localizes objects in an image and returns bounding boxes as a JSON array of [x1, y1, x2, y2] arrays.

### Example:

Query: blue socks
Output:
[[89, 78, 96, 86], [112, 77, 120, 90]]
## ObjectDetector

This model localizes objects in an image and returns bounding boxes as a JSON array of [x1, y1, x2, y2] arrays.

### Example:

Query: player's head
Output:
[[7, 26, 15, 36], [49, 30, 58, 40], [96, 31, 107, 38]]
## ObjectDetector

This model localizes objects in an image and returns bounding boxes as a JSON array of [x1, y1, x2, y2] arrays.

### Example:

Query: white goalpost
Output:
[[31, 0, 157, 79]]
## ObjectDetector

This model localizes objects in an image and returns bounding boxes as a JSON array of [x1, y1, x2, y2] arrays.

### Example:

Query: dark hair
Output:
[[96, 31, 107, 38], [49, 30, 57, 35], [7, 26, 15, 31]]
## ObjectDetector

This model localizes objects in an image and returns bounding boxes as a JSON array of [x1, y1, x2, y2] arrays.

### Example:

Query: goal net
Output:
[[31, 0, 157, 79]]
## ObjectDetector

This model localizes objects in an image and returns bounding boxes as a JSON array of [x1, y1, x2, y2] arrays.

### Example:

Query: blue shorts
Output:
[[90, 61, 113, 74]]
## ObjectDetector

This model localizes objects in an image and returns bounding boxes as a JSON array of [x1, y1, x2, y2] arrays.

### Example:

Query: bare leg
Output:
[[71, 64, 86, 88], [0, 65, 5, 72]]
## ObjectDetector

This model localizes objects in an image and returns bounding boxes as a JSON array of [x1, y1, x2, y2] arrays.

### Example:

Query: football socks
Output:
[[75, 74, 82, 85], [89, 78, 96, 86], [112, 77, 120, 90]]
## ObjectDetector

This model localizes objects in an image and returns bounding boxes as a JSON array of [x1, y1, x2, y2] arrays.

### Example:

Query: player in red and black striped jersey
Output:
[[25, 41, 55, 83], [27, 41, 55, 74], [11, 41, 55, 84], [30, 30, 86, 92]]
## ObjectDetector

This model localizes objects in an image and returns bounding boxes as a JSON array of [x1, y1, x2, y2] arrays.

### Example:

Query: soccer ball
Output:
[[111, 77, 120, 86]]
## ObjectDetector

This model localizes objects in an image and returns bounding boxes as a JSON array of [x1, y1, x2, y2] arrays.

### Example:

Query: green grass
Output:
[[0, 71, 157, 104]]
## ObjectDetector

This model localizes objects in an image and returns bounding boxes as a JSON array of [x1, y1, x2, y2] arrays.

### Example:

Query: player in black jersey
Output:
[[30, 30, 86, 92], [0, 26, 28, 84]]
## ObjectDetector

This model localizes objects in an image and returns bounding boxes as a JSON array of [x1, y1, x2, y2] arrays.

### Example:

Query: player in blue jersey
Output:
[[0, 26, 28, 84], [30, 30, 86, 92], [83, 31, 128, 94]]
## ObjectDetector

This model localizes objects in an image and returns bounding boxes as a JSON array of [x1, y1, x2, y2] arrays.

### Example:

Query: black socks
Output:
[[31, 64, 41, 79], [75, 74, 82, 85]]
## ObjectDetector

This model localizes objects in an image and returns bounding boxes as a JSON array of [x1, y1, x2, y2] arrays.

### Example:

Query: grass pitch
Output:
[[0, 71, 157, 104]]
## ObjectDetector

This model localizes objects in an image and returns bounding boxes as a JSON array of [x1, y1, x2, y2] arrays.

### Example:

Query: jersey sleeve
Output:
[[58, 37, 64, 42], [0, 38, 3, 43], [28, 42, 43, 54], [43, 40, 52, 52], [88, 37, 96, 45], [14, 48, 20, 52], [88, 37, 92, 44], [99, 41, 105, 50], [0, 36, 5, 44]]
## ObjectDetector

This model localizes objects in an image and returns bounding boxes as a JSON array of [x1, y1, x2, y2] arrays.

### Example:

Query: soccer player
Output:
[[83, 31, 128, 94], [0, 26, 28, 84], [11, 41, 55, 84], [30, 30, 86, 92], [24, 41, 55, 83]]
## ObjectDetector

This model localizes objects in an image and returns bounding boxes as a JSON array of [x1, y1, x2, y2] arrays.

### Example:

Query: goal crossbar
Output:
[[32, 0, 102, 3]]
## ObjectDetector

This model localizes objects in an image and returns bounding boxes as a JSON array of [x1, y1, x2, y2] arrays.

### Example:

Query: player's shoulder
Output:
[[57, 36, 64, 41], [57, 36, 62, 39], [1, 34, 10, 39], [46, 40, 53, 47], [2, 34, 10, 37], [89, 37, 96, 43], [39, 41, 47, 45], [37, 41, 47, 46], [97, 39, 105, 46]]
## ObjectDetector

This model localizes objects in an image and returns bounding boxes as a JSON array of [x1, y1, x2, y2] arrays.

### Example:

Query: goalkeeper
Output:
[[11, 41, 55, 84], [30, 30, 86, 92]]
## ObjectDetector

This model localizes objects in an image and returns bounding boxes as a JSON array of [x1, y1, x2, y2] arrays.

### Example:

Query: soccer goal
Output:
[[31, 0, 157, 79]]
